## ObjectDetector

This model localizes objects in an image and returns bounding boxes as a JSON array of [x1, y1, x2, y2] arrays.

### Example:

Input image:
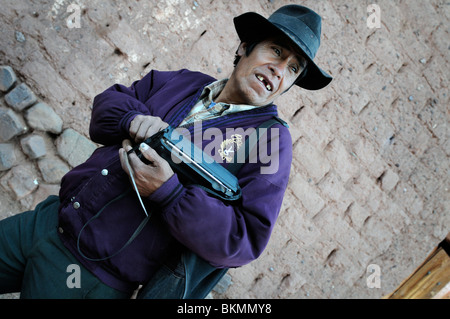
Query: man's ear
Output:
[[236, 42, 247, 57]]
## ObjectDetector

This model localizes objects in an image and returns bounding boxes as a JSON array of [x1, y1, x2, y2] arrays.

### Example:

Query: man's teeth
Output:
[[257, 75, 272, 91]]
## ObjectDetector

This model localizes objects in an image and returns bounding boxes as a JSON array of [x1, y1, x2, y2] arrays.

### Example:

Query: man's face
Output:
[[226, 39, 306, 106]]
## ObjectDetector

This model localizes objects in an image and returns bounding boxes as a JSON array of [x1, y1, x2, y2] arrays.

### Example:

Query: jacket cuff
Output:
[[119, 111, 142, 137], [147, 174, 184, 210]]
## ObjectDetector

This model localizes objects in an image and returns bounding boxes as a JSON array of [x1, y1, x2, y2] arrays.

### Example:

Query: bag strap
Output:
[[226, 116, 289, 176]]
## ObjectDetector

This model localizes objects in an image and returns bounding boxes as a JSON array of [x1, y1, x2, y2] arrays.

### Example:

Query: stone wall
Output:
[[0, 65, 96, 212], [0, 0, 448, 299]]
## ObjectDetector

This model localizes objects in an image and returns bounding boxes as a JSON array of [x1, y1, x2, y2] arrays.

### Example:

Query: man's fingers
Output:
[[120, 139, 140, 173], [119, 148, 132, 175], [134, 123, 150, 143], [119, 140, 174, 197], [139, 143, 162, 166], [129, 118, 142, 140], [129, 115, 169, 143], [121, 139, 133, 152]]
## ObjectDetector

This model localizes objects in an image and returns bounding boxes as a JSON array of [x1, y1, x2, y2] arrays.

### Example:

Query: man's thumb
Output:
[[139, 143, 162, 165]]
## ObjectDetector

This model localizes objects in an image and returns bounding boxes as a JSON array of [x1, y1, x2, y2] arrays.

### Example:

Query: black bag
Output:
[[129, 125, 242, 201]]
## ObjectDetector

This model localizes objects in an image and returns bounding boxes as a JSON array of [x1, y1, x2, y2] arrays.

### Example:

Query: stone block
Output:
[[56, 129, 97, 167], [325, 139, 360, 183], [346, 202, 371, 230], [0, 65, 17, 92], [314, 205, 361, 254], [293, 138, 331, 184], [394, 68, 434, 114], [276, 272, 306, 297], [366, 28, 404, 73], [278, 206, 321, 246], [352, 137, 387, 179], [398, 1, 441, 37], [0, 164, 38, 199], [380, 141, 418, 181], [295, 106, 333, 151], [362, 64, 397, 109], [418, 100, 447, 142], [20, 135, 47, 159], [0, 107, 27, 142], [317, 171, 345, 203], [422, 55, 449, 104], [420, 145, 448, 176], [383, 203, 410, 235], [0, 143, 16, 171], [409, 162, 439, 200], [4, 83, 37, 111], [288, 174, 325, 217], [25, 102, 63, 134], [361, 217, 394, 255], [37, 156, 70, 184], [391, 181, 423, 216], [395, 113, 434, 158], [349, 173, 378, 206], [360, 106, 396, 150], [379, 169, 399, 192]]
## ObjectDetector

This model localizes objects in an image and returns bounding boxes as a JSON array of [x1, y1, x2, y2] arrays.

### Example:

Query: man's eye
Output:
[[273, 47, 281, 56], [290, 66, 298, 73]]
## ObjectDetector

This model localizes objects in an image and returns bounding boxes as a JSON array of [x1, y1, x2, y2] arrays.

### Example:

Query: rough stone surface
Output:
[[25, 102, 63, 134], [380, 169, 400, 192], [56, 128, 97, 167], [0, 65, 17, 92], [0, 143, 16, 171], [4, 83, 37, 111], [0, 107, 27, 142], [37, 156, 70, 184], [0, 0, 448, 299], [20, 134, 46, 159], [0, 164, 38, 199]]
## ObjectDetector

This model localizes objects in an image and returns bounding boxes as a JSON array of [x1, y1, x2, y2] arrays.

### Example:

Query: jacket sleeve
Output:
[[147, 125, 293, 268], [88, 70, 177, 145]]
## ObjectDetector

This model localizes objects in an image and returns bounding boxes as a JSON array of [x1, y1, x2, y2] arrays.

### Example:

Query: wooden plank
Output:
[[385, 233, 450, 299]]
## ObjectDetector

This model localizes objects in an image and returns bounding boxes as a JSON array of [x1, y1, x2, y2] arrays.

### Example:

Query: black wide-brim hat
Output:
[[234, 5, 332, 90]]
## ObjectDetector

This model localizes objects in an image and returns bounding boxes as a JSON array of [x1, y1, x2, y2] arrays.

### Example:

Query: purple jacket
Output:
[[57, 69, 292, 292]]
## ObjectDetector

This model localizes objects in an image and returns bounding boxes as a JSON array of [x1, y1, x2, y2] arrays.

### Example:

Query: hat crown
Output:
[[268, 5, 322, 59]]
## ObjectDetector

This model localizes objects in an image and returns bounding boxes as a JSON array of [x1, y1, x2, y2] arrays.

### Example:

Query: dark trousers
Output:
[[0, 196, 129, 299]]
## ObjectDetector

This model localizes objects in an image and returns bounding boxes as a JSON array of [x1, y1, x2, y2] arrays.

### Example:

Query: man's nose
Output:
[[269, 60, 288, 79]]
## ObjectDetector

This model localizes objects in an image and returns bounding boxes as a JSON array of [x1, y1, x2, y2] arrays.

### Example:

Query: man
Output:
[[0, 5, 331, 298]]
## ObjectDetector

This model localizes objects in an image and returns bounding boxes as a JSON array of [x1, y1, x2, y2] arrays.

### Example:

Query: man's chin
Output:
[[245, 88, 273, 106]]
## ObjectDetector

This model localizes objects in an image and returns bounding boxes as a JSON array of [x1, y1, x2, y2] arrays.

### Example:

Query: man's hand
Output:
[[119, 139, 174, 197], [129, 115, 169, 143]]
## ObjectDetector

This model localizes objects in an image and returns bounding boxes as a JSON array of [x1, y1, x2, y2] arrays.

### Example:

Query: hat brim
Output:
[[233, 12, 332, 90]]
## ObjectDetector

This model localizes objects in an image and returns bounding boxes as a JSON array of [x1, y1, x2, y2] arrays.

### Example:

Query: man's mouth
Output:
[[256, 74, 273, 92]]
